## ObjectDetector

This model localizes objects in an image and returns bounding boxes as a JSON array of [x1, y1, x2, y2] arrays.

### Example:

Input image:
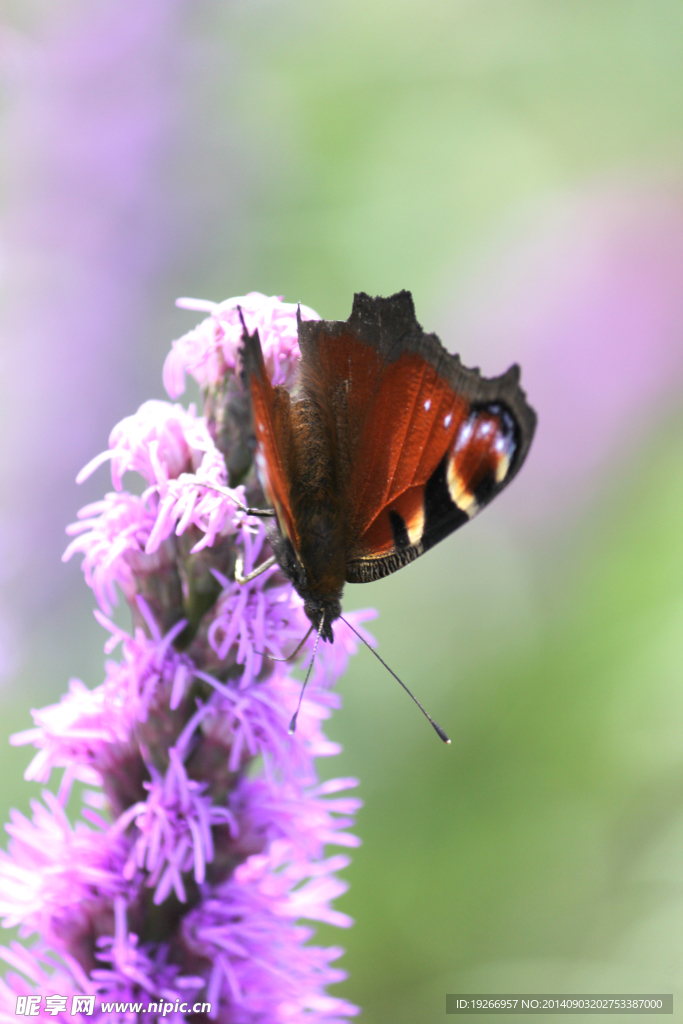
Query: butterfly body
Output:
[[265, 396, 346, 639], [241, 291, 536, 642]]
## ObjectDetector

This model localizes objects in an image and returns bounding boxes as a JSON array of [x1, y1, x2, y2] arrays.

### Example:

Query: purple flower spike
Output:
[[0, 294, 372, 1021]]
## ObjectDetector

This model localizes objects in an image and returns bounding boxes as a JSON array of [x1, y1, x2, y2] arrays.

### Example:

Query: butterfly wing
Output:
[[240, 326, 299, 549], [296, 291, 536, 584]]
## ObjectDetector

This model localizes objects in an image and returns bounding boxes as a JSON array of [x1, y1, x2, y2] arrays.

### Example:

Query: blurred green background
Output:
[[0, 1, 682, 1020]]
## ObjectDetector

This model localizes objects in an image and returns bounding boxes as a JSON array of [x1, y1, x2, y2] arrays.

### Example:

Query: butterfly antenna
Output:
[[340, 615, 451, 745], [288, 614, 325, 735]]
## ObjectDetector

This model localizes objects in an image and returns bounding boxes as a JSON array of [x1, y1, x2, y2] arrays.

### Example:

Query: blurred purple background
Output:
[[0, 1, 245, 680]]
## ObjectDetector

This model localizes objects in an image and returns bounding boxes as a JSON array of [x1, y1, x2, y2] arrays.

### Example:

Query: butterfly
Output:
[[240, 290, 536, 646]]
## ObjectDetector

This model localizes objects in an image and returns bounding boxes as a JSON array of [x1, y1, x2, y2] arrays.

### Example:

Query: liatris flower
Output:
[[0, 293, 373, 1022]]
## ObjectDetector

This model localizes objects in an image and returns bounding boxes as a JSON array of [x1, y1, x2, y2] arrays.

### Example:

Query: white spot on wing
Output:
[[491, 424, 515, 481], [454, 419, 474, 451], [444, 413, 452, 428], [424, 398, 431, 411], [407, 505, 425, 545], [446, 459, 478, 518], [494, 452, 511, 483]]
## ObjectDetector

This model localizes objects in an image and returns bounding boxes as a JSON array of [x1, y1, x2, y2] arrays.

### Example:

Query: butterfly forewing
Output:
[[297, 292, 536, 584]]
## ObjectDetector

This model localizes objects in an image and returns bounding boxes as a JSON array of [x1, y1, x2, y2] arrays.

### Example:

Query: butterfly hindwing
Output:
[[296, 292, 536, 584]]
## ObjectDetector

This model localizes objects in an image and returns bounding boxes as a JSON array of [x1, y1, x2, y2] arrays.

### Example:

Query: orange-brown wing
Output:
[[296, 292, 536, 583], [240, 326, 299, 549]]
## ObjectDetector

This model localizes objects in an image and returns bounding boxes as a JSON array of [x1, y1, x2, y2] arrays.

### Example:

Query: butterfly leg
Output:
[[255, 624, 314, 663], [239, 505, 276, 519], [194, 481, 276, 519], [234, 553, 277, 584], [288, 613, 325, 734]]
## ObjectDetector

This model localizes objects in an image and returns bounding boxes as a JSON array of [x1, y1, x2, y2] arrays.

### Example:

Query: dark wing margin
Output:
[[298, 291, 537, 585], [334, 290, 536, 484]]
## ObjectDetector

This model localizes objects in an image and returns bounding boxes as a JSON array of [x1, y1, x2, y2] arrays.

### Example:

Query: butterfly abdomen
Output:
[[288, 399, 347, 606]]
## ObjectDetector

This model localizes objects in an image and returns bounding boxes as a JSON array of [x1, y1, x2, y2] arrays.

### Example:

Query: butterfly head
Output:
[[303, 597, 339, 643]]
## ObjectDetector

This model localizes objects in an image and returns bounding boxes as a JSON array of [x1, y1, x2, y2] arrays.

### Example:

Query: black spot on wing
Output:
[[422, 454, 469, 552], [472, 472, 496, 506], [389, 509, 410, 550]]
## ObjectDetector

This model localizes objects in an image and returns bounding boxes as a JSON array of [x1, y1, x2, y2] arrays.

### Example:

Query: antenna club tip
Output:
[[433, 724, 451, 744]]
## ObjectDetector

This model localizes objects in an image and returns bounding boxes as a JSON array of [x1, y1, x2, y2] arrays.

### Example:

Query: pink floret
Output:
[[164, 293, 320, 398]]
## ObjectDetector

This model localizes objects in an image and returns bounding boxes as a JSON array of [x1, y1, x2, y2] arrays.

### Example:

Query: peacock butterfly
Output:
[[240, 290, 536, 645]]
